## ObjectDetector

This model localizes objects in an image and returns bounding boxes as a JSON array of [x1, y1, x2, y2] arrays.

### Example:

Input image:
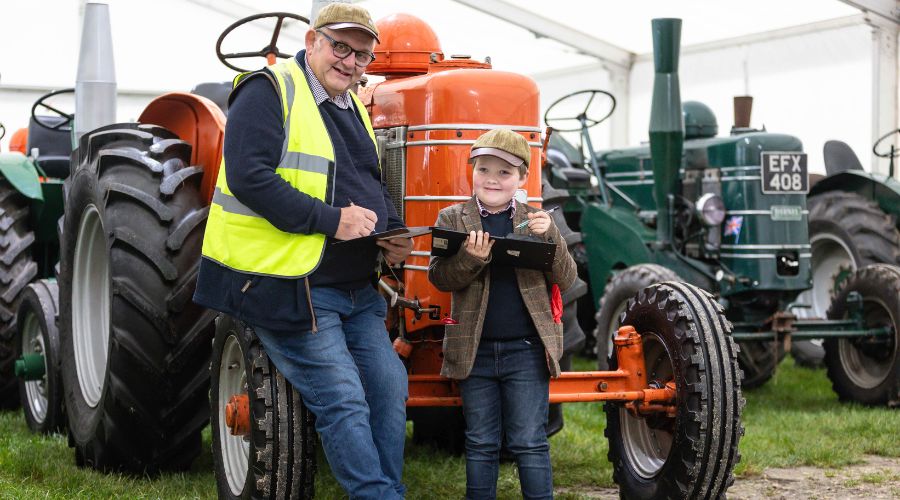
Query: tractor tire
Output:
[[735, 340, 784, 390], [0, 179, 38, 408], [605, 281, 743, 499], [594, 264, 679, 371], [797, 191, 900, 368], [824, 264, 900, 406], [211, 315, 317, 499], [59, 124, 214, 473], [15, 279, 64, 433]]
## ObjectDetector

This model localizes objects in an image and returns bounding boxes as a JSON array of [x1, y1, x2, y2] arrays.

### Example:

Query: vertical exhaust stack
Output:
[[733, 95, 753, 129], [649, 18, 684, 247], [75, 2, 116, 142]]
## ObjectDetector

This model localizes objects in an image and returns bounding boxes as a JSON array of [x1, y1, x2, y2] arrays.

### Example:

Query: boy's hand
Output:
[[377, 237, 413, 265], [526, 211, 552, 235], [464, 230, 494, 260]]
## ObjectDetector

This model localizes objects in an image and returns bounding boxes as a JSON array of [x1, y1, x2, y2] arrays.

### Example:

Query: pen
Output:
[[514, 206, 560, 230]]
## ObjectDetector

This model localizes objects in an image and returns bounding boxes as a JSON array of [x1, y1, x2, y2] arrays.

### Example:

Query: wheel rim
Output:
[[838, 297, 897, 389], [22, 310, 48, 424], [219, 334, 249, 495], [798, 232, 856, 319], [72, 205, 110, 408], [619, 333, 674, 479]]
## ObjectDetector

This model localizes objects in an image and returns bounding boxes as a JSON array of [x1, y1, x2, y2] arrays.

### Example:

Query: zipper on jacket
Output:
[[304, 277, 318, 333]]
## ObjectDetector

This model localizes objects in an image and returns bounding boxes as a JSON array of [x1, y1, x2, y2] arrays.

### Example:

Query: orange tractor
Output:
[[57, 10, 742, 499]]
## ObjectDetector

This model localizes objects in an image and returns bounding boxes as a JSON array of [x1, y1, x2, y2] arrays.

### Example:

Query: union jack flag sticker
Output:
[[723, 216, 743, 242]]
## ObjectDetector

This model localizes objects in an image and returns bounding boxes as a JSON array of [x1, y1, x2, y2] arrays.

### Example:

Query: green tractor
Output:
[[797, 128, 900, 400], [545, 19, 899, 404], [0, 88, 71, 430]]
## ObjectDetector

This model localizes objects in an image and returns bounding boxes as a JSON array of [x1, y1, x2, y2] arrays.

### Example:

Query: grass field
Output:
[[1, 356, 898, 498]]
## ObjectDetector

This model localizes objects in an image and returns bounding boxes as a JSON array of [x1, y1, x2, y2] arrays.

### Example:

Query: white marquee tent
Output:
[[0, 0, 897, 174]]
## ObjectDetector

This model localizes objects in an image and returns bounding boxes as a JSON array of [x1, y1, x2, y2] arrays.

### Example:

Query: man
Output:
[[194, 3, 412, 498]]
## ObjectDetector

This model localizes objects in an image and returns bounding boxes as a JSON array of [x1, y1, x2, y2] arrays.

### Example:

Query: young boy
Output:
[[428, 128, 577, 499]]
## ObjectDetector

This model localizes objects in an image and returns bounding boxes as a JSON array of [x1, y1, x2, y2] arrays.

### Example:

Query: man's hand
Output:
[[526, 211, 552, 236], [377, 237, 413, 265], [335, 205, 378, 240], [463, 230, 494, 260]]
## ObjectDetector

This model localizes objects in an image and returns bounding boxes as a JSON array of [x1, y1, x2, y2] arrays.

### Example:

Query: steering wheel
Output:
[[543, 89, 617, 132], [216, 12, 309, 73], [873, 128, 900, 159], [31, 88, 75, 132]]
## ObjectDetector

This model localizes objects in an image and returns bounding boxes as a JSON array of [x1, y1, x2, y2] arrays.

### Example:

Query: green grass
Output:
[[1, 356, 897, 498]]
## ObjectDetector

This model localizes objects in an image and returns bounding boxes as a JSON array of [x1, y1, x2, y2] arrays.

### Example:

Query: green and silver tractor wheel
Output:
[[15, 279, 64, 433], [605, 281, 743, 499], [59, 123, 214, 472], [825, 264, 900, 406], [211, 315, 317, 499], [0, 179, 38, 408]]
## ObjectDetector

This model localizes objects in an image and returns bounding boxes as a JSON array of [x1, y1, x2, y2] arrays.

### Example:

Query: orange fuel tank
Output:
[[359, 14, 542, 336]]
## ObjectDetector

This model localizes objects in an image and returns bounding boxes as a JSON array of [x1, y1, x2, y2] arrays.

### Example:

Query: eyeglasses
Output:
[[316, 30, 376, 67]]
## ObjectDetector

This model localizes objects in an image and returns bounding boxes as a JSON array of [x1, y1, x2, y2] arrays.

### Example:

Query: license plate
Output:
[[761, 152, 808, 194]]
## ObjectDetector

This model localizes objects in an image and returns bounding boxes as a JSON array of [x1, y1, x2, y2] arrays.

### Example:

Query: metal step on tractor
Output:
[[544, 21, 899, 404], [36, 4, 745, 498]]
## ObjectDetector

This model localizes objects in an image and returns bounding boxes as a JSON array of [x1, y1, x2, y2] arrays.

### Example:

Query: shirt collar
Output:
[[475, 196, 516, 219], [300, 52, 352, 110]]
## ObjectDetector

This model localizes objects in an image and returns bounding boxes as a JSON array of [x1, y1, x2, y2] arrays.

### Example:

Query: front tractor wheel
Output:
[[211, 315, 317, 499], [825, 264, 900, 406], [605, 281, 743, 499], [59, 124, 213, 472]]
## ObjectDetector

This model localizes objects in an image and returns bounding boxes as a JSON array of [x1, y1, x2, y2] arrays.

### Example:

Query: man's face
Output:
[[472, 156, 527, 212], [305, 27, 375, 98]]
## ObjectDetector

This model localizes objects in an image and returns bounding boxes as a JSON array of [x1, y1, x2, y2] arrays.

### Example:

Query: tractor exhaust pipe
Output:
[[733, 95, 753, 129], [75, 2, 117, 142], [648, 18, 684, 246]]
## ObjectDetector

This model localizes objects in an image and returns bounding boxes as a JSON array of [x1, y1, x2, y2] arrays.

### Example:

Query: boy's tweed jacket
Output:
[[428, 197, 577, 380]]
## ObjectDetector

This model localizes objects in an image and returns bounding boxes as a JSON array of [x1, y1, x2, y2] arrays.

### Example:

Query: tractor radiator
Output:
[[376, 126, 407, 221]]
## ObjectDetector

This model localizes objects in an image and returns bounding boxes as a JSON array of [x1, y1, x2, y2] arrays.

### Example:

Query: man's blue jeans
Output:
[[253, 285, 408, 499], [459, 337, 553, 500]]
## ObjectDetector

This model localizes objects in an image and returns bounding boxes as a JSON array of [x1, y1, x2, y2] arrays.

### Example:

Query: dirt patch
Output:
[[729, 455, 900, 500], [558, 455, 900, 499]]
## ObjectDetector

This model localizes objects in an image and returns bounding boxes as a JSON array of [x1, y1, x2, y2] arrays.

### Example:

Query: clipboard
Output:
[[430, 227, 556, 271], [330, 226, 432, 246]]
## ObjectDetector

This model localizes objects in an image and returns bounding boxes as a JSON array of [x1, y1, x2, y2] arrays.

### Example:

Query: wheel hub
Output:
[[19, 311, 48, 423], [219, 335, 250, 496]]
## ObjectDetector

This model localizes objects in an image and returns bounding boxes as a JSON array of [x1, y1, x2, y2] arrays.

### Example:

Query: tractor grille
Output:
[[377, 126, 407, 220]]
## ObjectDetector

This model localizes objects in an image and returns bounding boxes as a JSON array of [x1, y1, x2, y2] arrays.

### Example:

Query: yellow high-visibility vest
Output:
[[201, 58, 377, 277]]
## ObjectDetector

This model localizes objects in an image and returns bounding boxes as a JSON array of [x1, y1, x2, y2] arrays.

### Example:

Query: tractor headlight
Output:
[[696, 193, 725, 226]]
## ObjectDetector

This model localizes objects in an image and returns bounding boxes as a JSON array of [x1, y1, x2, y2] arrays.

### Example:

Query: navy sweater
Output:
[[480, 211, 538, 341], [193, 52, 403, 332]]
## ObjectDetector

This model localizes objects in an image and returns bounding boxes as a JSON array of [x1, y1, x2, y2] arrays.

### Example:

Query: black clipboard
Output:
[[330, 226, 432, 247], [430, 227, 556, 271]]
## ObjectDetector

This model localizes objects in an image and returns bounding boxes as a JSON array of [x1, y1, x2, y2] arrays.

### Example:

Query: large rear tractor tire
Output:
[[0, 179, 38, 408], [797, 191, 900, 368], [605, 281, 743, 499], [15, 279, 64, 433], [824, 264, 900, 406], [211, 315, 317, 498], [59, 124, 214, 473], [594, 264, 678, 371]]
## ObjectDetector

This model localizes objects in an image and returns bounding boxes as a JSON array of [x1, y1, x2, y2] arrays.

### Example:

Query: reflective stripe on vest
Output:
[[201, 58, 377, 278]]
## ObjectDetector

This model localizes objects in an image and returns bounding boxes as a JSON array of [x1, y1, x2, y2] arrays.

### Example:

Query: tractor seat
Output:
[[547, 148, 592, 188], [823, 140, 864, 176], [191, 82, 232, 116], [26, 116, 72, 179]]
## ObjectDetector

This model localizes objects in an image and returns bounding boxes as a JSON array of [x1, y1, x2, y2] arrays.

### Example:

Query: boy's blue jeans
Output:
[[459, 337, 553, 500], [252, 285, 408, 500]]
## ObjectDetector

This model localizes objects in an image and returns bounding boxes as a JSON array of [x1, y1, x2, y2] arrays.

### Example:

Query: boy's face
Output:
[[472, 156, 527, 212]]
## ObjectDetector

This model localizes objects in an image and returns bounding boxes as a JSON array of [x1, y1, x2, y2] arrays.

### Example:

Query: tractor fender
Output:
[[809, 170, 900, 222], [580, 202, 654, 304], [0, 153, 43, 202], [138, 92, 226, 205]]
